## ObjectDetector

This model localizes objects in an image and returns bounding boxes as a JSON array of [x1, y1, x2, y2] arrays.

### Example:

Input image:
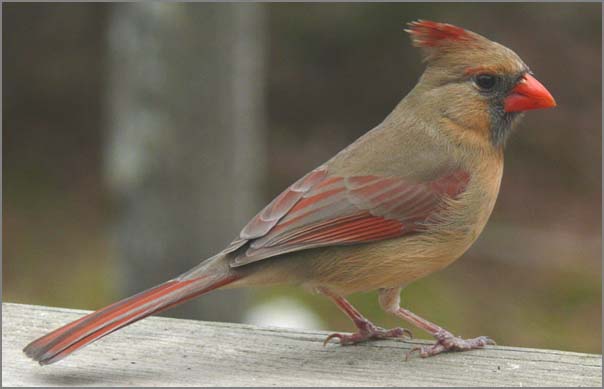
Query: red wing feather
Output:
[[228, 166, 469, 267], [238, 167, 328, 239]]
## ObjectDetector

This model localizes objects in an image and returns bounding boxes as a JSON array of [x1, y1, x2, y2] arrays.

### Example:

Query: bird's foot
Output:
[[406, 330, 495, 359], [323, 321, 412, 346]]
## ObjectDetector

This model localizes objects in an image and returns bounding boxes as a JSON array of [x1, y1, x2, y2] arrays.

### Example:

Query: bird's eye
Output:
[[474, 74, 497, 90]]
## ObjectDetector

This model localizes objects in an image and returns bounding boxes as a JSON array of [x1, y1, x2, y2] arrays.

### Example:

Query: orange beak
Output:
[[504, 73, 556, 113]]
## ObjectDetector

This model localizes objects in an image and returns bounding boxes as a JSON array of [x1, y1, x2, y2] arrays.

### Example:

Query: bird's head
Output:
[[405, 20, 556, 147]]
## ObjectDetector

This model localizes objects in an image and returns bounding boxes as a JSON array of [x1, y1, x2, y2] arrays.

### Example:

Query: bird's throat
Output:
[[489, 108, 523, 148]]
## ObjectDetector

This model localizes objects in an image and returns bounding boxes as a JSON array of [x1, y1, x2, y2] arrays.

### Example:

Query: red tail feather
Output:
[[23, 274, 240, 365]]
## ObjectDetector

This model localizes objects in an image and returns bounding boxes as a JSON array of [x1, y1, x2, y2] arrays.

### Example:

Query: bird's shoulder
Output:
[[326, 117, 462, 182]]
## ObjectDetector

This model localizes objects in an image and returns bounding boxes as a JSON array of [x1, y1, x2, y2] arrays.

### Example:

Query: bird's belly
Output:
[[238, 207, 491, 296], [300, 231, 474, 295]]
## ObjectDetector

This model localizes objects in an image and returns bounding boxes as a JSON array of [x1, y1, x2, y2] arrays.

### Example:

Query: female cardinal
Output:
[[24, 20, 556, 365]]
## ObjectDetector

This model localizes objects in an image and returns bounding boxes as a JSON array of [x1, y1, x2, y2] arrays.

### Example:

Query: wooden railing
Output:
[[3, 303, 601, 387]]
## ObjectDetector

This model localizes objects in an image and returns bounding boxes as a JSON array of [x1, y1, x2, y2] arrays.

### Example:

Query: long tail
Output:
[[23, 260, 241, 365]]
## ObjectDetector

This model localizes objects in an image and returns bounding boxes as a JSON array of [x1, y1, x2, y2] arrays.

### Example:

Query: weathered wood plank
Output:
[[3, 303, 601, 387]]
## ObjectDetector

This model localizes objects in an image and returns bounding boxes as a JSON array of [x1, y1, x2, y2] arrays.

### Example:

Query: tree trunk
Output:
[[103, 3, 266, 322]]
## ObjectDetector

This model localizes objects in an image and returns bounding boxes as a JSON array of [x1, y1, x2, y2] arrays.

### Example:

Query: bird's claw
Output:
[[323, 333, 343, 346], [405, 331, 495, 360], [323, 326, 412, 347]]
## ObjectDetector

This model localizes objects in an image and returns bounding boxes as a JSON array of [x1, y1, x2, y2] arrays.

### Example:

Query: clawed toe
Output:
[[483, 336, 497, 345], [323, 326, 412, 347], [371, 326, 413, 340], [405, 332, 495, 360], [323, 332, 361, 346], [323, 333, 344, 346], [387, 327, 413, 339]]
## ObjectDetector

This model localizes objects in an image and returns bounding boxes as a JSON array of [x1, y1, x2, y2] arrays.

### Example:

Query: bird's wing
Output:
[[226, 165, 470, 267]]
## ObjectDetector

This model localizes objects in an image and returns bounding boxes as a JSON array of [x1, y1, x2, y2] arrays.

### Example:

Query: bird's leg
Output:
[[378, 287, 495, 359], [318, 287, 412, 346]]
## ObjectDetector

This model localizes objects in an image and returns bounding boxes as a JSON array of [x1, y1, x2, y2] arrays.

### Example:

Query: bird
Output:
[[24, 20, 556, 365]]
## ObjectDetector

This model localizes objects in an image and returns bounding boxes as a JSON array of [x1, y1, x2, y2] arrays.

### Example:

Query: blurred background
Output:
[[3, 3, 601, 354]]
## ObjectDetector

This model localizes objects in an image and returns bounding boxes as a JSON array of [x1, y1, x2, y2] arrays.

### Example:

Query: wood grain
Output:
[[3, 303, 601, 387]]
